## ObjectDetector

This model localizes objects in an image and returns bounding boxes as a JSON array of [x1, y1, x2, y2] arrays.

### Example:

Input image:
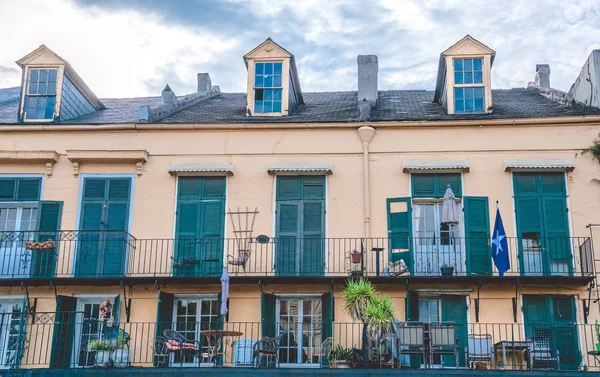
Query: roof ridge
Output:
[[141, 87, 221, 123]]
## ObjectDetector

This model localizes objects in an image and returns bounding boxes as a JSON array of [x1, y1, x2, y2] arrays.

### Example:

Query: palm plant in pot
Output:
[[329, 345, 359, 368]]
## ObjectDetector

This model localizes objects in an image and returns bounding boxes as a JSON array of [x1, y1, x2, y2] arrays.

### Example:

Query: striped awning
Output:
[[504, 159, 575, 172], [402, 161, 470, 173], [267, 163, 333, 175], [168, 163, 234, 176]]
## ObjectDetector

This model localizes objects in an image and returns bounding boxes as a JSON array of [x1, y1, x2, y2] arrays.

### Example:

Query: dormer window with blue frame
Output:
[[24, 68, 58, 120], [254, 61, 282, 113], [453, 58, 484, 113]]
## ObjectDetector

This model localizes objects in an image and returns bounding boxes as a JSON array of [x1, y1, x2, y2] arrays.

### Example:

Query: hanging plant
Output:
[[582, 133, 600, 164]]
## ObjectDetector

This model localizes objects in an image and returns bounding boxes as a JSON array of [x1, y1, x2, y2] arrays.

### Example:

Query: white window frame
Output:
[[22, 66, 60, 122]]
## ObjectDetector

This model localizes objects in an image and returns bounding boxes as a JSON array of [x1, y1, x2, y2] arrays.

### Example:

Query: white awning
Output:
[[504, 159, 575, 172], [402, 161, 470, 173], [267, 163, 333, 175], [168, 163, 234, 176]]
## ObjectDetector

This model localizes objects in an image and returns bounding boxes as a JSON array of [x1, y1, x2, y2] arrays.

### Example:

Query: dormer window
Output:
[[453, 58, 484, 113], [254, 62, 283, 113], [433, 35, 495, 115], [243, 38, 304, 117], [24, 68, 58, 120]]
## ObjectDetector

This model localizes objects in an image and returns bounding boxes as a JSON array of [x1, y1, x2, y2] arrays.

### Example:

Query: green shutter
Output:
[[441, 295, 467, 367], [0, 179, 16, 200], [412, 174, 461, 197], [83, 178, 106, 199], [199, 201, 224, 277], [464, 197, 491, 275], [387, 197, 412, 270], [113, 295, 121, 327], [438, 174, 462, 197], [203, 177, 226, 198], [405, 291, 419, 321], [412, 175, 435, 197], [31, 201, 63, 278], [276, 202, 299, 275], [277, 177, 301, 200], [321, 291, 334, 367], [154, 291, 174, 367], [50, 295, 77, 368], [542, 197, 571, 266], [76, 202, 103, 277], [174, 202, 200, 277], [261, 292, 276, 338], [302, 176, 325, 199], [103, 202, 128, 277], [302, 201, 324, 275], [514, 173, 538, 195], [540, 173, 566, 195], [178, 177, 202, 199]]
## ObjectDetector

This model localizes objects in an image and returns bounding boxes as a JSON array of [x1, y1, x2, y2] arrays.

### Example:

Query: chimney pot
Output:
[[357, 55, 378, 109], [535, 64, 551, 88], [198, 73, 212, 93]]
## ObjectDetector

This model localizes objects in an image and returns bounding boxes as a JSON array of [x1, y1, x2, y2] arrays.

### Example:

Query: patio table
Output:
[[493, 340, 531, 368], [199, 329, 244, 362]]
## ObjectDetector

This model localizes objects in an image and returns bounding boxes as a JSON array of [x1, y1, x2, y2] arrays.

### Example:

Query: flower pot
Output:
[[112, 348, 130, 367], [351, 252, 362, 264], [332, 361, 351, 369], [596, 343, 600, 352], [94, 350, 111, 366], [441, 267, 454, 277]]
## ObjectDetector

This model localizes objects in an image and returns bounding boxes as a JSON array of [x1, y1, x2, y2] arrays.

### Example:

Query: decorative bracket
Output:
[[21, 282, 37, 323], [583, 280, 595, 324], [66, 150, 149, 176], [475, 280, 482, 323], [49, 280, 58, 301], [154, 279, 160, 291], [120, 281, 132, 323], [258, 279, 263, 292]]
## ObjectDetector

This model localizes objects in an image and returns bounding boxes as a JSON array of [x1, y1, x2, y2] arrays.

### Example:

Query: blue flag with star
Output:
[[491, 204, 510, 277]]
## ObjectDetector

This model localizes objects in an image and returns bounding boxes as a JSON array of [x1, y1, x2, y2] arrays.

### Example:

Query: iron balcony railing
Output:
[[0, 232, 594, 279], [5, 315, 600, 371]]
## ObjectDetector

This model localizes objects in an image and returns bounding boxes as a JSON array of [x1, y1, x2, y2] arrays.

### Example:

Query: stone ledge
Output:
[[66, 149, 149, 176], [0, 150, 59, 176]]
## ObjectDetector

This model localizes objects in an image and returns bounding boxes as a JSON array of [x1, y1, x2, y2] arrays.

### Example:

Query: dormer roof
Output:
[[16, 44, 104, 111]]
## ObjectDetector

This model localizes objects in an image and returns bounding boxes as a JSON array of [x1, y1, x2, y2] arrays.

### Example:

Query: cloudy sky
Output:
[[0, 0, 598, 98]]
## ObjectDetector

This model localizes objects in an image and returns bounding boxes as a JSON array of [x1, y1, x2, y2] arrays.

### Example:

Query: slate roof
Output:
[[1, 88, 600, 125]]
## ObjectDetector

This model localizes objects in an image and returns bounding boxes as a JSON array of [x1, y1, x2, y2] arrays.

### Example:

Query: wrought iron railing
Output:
[[6, 317, 600, 371], [0, 233, 593, 279]]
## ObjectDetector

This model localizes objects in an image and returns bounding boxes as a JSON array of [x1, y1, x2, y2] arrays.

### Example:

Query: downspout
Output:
[[357, 126, 376, 238]]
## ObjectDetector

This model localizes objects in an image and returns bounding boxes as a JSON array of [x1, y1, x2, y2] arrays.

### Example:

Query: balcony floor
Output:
[[7, 368, 599, 377]]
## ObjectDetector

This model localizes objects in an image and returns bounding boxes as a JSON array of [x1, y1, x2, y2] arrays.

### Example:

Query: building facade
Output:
[[0, 35, 600, 373]]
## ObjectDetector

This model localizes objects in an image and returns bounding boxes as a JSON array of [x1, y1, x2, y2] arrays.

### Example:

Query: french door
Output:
[[0, 204, 38, 277], [413, 203, 464, 276], [0, 302, 25, 369], [276, 298, 322, 365], [171, 298, 219, 366]]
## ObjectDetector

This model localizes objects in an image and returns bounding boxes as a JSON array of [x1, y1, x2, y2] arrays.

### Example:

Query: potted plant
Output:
[[351, 249, 362, 264], [107, 329, 130, 367], [329, 345, 357, 368], [595, 320, 600, 352], [87, 339, 113, 366], [440, 263, 455, 277]]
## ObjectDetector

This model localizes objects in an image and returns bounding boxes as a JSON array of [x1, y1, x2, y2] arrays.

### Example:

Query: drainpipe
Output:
[[357, 126, 376, 238]]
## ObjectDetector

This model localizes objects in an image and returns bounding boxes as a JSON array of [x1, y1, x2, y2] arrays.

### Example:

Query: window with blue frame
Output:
[[453, 58, 485, 113], [254, 62, 283, 114], [24, 69, 58, 121]]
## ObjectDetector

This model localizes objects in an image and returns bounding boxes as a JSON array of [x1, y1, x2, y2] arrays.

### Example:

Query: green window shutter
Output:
[[277, 177, 301, 200], [542, 197, 570, 262], [0, 178, 16, 200], [154, 291, 174, 367], [540, 173, 566, 195], [31, 201, 63, 278], [174, 202, 200, 277], [321, 291, 334, 367], [438, 174, 462, 197], [405, 291, 419, 321], [515, 197, 543, 234], [261, 292, 277, 338], [522, 295, 549, 323], [50, 295, 77, 368], [463, 197, 491, 275], [302, 201, 325, 275], [16, 178, 41, 201], [203, 177, 226, 198], [103, 202, 129, 277], [412, 175, 435, 197], [108, 179, 131, 199], [276, 202, 299, 275], [514, 173, 538, 195], [441, 295, 467, 367], [199, 201, 224, 276], [178, 177, 202, 199], [113, 295, 121, 327], [83, 178, 107, 199], [387, 197, 412, 269], [302, 176, 325, 199]]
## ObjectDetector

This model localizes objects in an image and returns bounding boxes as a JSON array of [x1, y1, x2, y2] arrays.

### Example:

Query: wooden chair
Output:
[[527, 327, 560, 370]]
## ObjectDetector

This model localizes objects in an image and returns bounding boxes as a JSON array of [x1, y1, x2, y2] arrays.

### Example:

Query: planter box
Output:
[[112, 348, 130, 367], [95, 351, 111, 366]]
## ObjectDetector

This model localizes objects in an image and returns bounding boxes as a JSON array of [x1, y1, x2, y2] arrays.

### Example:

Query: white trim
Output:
[[0, 174, 45, 201], [72, 174, 135, 277], [564, 171, 576, 272], [267, 163, 333, 175], [504, 159, 575, 172], [0, 295, 26, 302], [402, 161, 470, 173], [168, 164, 234, 176], [271, 175, 277, 271]]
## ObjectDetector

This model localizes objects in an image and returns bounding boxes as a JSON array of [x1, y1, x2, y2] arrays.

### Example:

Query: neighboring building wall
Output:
[[59, 75, 95, 121], [568, 50, 600, 108]]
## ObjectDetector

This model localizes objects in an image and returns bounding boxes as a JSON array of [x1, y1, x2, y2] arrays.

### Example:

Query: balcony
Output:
[[6, 315, 600, 373], [0, 232, 594, 285]]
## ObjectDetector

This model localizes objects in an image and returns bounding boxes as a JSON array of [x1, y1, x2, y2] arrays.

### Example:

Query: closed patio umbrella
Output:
[[442, 185, 460, 227], [220, 267, 229, 315]]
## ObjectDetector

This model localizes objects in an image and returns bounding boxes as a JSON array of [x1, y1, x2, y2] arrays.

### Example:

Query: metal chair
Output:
[[320, 337, 333, 367], [201, 337, 223, 364], [429, 323, 459, 368], [467, 334, 494, 369], [161, 329, 202, 363], [253, 334, 284, 368], [528, 327, 560, 370], [396, 322, 426, 368], [227, 250, 250, 273]]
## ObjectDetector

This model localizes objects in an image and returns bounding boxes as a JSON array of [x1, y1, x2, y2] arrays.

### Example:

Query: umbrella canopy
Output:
[[220, 267, 229, 315], [441, 185, 460, 225]]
